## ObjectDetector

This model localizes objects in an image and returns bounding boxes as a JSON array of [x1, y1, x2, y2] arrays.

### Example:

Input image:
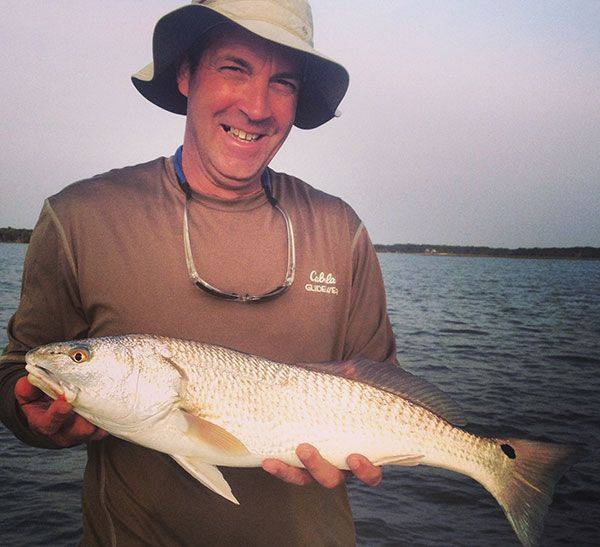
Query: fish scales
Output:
[[163, 340, 525, 483], [24, 334, 584, 546]]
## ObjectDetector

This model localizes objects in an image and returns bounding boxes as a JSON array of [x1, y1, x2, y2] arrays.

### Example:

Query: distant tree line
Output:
[[374, 243, 600, 260], [2, 227, 598, 259], [0, 227, 32, 243]]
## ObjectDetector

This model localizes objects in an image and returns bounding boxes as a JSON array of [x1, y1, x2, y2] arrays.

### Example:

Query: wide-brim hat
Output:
[[131, 0, 349, 130]]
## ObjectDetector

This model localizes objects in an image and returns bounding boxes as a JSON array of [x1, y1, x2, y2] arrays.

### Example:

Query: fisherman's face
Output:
[[178, 26, 302, 197]]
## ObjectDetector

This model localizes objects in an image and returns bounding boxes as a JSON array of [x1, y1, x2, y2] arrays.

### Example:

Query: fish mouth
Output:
[[24, 362, 74, 402]]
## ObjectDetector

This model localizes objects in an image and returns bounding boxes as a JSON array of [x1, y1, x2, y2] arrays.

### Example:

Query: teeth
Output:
[[228, 126, 260, 142]]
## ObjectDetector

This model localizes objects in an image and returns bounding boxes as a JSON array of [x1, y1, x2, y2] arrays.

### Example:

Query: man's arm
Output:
[[263, 222, 396, 487], [342, 222, 397, 363], [0, 200, 106, 447]]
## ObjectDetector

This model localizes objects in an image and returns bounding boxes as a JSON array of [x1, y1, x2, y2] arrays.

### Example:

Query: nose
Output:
[[237, 77, 273, 124]]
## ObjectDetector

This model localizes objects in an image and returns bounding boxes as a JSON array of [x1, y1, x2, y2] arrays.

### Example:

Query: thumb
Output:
[[15, 375, 45, 404]]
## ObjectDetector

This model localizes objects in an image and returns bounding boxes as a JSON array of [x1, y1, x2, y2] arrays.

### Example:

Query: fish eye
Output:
[[69, 347, 91, 363]]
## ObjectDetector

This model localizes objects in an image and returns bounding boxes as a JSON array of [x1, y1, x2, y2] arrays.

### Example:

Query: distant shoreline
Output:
[[0, 227, 32, 244], [374, 244, 600, 261], [2, 228, 598, 260]]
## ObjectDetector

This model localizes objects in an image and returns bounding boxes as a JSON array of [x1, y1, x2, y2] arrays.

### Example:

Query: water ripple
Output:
[[545, 354, 600, 366], [439, 328, 490, 336], [1, 248, 599, 545]]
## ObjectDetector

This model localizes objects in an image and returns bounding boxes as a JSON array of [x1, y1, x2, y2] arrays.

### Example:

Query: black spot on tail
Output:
[[501, 443, 516, 459]]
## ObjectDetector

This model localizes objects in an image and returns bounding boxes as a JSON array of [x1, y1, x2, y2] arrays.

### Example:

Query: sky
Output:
[[1, 0, 599, 247]]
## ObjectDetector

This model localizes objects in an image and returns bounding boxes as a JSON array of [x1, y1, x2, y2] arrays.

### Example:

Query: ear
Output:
[[177, 60, 191, 97]]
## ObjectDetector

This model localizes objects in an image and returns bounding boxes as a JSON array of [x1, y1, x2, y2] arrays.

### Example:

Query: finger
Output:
[[65, 414, 97, 439], [33, 399, 75, 436], [47, 419, 108, 448], [14, 378, 103, 446], [88, 427, 109, 442], [15, 376, 46, 404], [19, 394, 70, 428], [69, 417, 108, 442], [296, 444, 346, 489], [347, 454, 382, 486], [45, 415, 107, 447], [262, 459, 314, 486]]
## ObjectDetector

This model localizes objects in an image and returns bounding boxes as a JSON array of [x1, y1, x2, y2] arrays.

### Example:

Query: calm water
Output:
[[1, 243, 599, 546]]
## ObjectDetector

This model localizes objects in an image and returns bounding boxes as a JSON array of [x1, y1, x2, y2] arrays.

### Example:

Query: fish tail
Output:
[[487, 438, 584, 547]]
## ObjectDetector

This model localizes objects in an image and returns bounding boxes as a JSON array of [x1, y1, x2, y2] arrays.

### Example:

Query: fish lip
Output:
[[25, 350, 58, 380], [25, 362, 52, 379], [24, 362, 78, 403]]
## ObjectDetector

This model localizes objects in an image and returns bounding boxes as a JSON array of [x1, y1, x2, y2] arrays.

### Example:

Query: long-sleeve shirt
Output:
[[0, 156, 396, 546]]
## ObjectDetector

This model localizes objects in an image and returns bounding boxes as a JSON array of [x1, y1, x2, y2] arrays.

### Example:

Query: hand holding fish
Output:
[[263, 443, 382, 488], [14, 376, 108, 447]]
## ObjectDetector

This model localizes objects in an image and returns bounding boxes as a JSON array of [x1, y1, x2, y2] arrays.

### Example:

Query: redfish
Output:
[[25, 334, 582, 546]]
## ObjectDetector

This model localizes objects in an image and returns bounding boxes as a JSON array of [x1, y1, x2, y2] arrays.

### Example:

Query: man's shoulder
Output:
[[48, 156, 170, 211], [271, 169, 359, 221]]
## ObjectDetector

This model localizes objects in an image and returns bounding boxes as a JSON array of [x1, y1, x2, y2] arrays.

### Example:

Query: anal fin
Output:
[[171, 454, 239, 505], [372, 454, 424, 466]]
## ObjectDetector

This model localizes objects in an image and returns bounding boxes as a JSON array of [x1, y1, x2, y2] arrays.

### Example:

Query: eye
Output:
[[273, 79, 298, 94], [220, 65, 244, 73], [69, 347, 91, 363]]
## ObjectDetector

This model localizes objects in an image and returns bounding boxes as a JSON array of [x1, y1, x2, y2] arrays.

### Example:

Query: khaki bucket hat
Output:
[[131, 0, 350, 129]]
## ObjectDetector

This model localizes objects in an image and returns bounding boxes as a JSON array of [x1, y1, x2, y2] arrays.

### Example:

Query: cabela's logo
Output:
[[305, 270, 338, 295]]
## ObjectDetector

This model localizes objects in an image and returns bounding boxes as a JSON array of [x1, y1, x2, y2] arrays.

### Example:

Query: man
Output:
[[0, 1, 396, 544]]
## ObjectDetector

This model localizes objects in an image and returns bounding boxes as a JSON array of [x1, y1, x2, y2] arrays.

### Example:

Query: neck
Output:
[[180, 145, 262, 201]]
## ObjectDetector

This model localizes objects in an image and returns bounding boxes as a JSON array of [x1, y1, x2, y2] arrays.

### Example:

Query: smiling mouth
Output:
[[221, 125, 264, 142]]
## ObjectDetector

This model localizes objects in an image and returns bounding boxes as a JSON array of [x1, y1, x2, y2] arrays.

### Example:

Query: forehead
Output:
[[201, 25, 303, 72]]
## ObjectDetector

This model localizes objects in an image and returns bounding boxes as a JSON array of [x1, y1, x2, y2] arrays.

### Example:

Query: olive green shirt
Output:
[[0, 156, 396, 546]]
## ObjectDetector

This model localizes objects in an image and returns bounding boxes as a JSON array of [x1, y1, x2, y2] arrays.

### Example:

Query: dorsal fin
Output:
[[295, 359, 466, 427]]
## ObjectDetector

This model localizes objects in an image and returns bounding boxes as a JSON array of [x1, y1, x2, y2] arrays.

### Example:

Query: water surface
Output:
[[1, 244, 598, 545]]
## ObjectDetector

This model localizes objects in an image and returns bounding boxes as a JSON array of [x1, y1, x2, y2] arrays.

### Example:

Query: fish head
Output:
[[25, 336, 183, 433]]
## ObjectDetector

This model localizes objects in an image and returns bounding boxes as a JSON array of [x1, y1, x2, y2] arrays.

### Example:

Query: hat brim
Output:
[[131, 4, 349, 130]]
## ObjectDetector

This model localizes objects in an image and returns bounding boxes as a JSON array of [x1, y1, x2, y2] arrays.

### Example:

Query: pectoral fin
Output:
[[171, 455, 239, 505], [182, 411, 249, 455], [372, 454, 424, 466]]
